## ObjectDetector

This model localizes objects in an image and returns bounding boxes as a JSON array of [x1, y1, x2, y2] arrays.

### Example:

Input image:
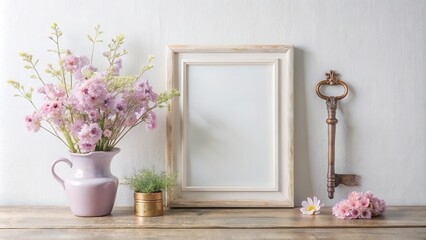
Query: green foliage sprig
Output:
[[125, 168, 177, 193]]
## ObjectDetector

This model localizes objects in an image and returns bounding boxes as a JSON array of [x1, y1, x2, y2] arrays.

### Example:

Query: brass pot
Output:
[[134, 192, 163, 217]]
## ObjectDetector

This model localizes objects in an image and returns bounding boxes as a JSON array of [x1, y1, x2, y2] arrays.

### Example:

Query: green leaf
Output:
[[7, 80, 21, 89], [25, 88, 33, 99]]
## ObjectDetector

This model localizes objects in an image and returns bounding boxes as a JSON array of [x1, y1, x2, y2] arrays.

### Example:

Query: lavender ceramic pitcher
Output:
[[51, 148, 120, 217]]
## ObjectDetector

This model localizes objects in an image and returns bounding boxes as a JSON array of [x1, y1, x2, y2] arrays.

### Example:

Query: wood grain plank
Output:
[[0, 228, 425, 240], [0, 207, 425, 229]]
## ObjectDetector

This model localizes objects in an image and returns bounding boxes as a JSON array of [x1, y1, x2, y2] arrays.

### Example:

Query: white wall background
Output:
[[0, 0, 425, 206]]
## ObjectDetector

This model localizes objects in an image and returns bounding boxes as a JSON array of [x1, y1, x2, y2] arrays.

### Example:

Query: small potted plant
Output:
[[125, 168, 177, 217]]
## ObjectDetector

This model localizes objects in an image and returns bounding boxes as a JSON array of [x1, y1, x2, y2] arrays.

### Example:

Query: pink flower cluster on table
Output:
[[332, 191, 386, 219]]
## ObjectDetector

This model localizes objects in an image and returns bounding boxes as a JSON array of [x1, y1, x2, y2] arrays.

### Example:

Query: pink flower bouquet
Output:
[[332, 191, 386, 219], [8, 24, 179, 153]]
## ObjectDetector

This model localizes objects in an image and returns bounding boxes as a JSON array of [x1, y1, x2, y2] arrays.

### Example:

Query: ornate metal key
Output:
[[316, 70, 357, 199]]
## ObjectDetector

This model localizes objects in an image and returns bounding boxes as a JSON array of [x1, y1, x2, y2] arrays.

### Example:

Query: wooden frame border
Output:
[[166, 45, 294, 208]]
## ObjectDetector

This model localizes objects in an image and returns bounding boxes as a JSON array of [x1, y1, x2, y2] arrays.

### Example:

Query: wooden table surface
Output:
[[0, 206, 425, 239]]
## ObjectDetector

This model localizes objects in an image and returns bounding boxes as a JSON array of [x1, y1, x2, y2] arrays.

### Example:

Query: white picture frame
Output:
[[166, 45, 294, 207]]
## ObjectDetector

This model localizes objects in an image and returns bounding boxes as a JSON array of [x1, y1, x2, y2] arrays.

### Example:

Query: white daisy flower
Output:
[[300, 196, 323, 215]]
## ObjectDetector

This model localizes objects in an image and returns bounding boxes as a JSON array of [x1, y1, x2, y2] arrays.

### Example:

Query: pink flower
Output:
[[64, 54, 90, 76], [74, 64, 97, 81], [103, 93, 116, 110], [77, 121, 102, 153], [370, 197, 386, 215], [348, 191, 362, 201], [69, 120, 84, 136], [336, 202, 351, 219], [145, 111, 157, 130], [85, 123, 102, 139], [112, 58, 122, 76], [87, 110, 99, 121], [125, 114, 138, 127], [360, 197, 370, 208], [350, 208, 361, 218], [40, 100, 64, 126], [134, 78, 158, 103], [103, 129, 112, 138], [38, 84, 65, 100], [41, 101, 62, 115], [78, 141, 96, 153], [25, 112, 41, 132], [115, 101, 127, 115], [78, 56, 89, 68], [74, 75, 109, 111], [348, 199, 360, 209], [78, 123, 102, 148], [63, 55, 80, 72], [364, 191, 374, 199], [360, 208, 372, 219]]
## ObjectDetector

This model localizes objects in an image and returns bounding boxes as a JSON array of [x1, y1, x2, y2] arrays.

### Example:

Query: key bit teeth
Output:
[[336, 174, 358, 186]]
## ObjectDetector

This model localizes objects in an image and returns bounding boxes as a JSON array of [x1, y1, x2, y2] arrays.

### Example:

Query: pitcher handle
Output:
[[51, 158, 72, 189]]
